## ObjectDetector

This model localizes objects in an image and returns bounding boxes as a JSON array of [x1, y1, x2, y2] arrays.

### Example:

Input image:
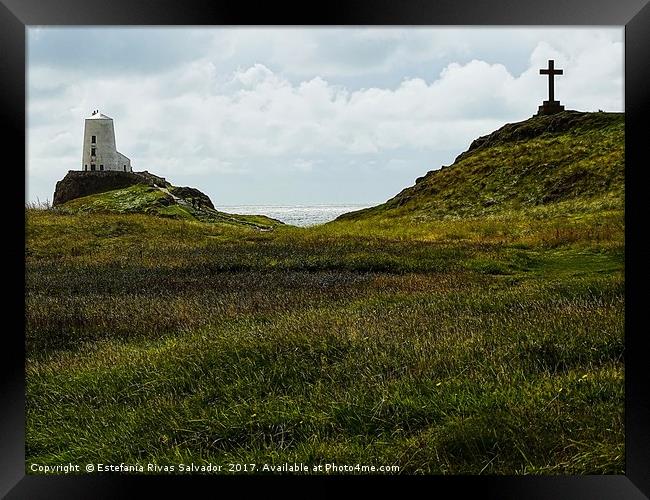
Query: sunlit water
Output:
[[217, 204, 374, 227]]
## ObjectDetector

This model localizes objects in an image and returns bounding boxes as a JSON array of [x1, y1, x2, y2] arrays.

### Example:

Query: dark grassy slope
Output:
[[338, 111, 623, 221], [25, 110, 624, 475]]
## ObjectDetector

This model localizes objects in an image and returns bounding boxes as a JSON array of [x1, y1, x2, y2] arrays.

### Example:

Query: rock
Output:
[[137, 171, 172, 189], [49, 169, 283, 229], [52, 169, 220, 218], [169, 186, 215, 210], [53, 171, 147, 206]]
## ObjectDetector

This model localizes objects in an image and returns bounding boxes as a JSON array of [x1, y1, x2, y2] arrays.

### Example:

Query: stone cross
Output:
[[537, 59, 565, 115], [540, 59, 563, 102]]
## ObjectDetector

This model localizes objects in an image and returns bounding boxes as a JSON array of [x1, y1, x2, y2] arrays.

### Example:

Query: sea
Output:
[[216, 204, 373, 227]]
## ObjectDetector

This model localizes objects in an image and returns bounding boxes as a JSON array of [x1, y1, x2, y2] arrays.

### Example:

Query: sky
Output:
[[27, 27, 624, 206]]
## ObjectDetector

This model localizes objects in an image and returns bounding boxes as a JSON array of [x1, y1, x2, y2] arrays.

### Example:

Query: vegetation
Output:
[[339, 111, 623, 221], [59, 183, 281, 230], [25, 111, 624, 474]]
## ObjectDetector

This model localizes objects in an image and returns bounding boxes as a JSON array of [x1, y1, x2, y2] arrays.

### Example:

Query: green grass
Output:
[[25, 110, 624, 474], [25, 204, 624, 474], [60, 184, 171, 214]]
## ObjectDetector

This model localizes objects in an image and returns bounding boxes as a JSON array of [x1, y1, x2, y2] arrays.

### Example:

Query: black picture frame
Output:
[[3, 0, 649, 497]]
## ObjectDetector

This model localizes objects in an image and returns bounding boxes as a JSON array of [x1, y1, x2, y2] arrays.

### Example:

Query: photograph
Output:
[[23, 25, 626, 477]]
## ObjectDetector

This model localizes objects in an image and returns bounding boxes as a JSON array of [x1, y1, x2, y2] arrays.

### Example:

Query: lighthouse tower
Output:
[[81, 110, 132, 172]]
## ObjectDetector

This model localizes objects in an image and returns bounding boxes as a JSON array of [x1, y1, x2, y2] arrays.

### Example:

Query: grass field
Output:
[[25, 195, 624, 474]]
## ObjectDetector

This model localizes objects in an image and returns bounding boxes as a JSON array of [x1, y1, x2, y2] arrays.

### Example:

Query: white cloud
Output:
[[26, 27, 623, 204]]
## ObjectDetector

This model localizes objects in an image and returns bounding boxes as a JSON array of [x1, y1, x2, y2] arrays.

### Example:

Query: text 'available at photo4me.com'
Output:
[[29, 462, 401, 474]]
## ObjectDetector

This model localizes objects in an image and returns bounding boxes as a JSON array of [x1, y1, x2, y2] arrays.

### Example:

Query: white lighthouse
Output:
[[81, 110, 132, 172]]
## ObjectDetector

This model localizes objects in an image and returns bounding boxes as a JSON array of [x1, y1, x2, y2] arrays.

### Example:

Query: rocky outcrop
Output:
[[51, 169, 282, 229], [53, 170, 175, 206], [137, 171, 172, 189], [53, 171, 146, 206], [169, 186, 215, 210]]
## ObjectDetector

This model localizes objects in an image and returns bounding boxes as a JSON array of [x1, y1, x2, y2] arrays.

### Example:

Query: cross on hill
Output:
[[537, 59, 565, 116]]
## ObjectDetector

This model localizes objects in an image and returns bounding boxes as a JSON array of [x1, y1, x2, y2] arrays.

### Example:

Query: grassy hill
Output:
[[25, 111, 624, 475], [338, 111, 623, 221], [53, 170, 281, 230]]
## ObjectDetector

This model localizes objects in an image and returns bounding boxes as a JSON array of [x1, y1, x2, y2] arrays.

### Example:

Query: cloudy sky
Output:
[[27, 27, 623, 206]]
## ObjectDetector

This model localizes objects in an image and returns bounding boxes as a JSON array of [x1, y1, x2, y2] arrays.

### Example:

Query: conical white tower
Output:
[[81, 110, 132, 172]]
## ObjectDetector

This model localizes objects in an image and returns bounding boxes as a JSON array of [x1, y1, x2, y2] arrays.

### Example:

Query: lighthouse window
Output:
[[90, 164, 96, 171], [84, 164, 88, 171], [123, 165, 127, 171], [91, 135, 96, 144], [100, 165, 104, 171], [91, 147, 96, 156]]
